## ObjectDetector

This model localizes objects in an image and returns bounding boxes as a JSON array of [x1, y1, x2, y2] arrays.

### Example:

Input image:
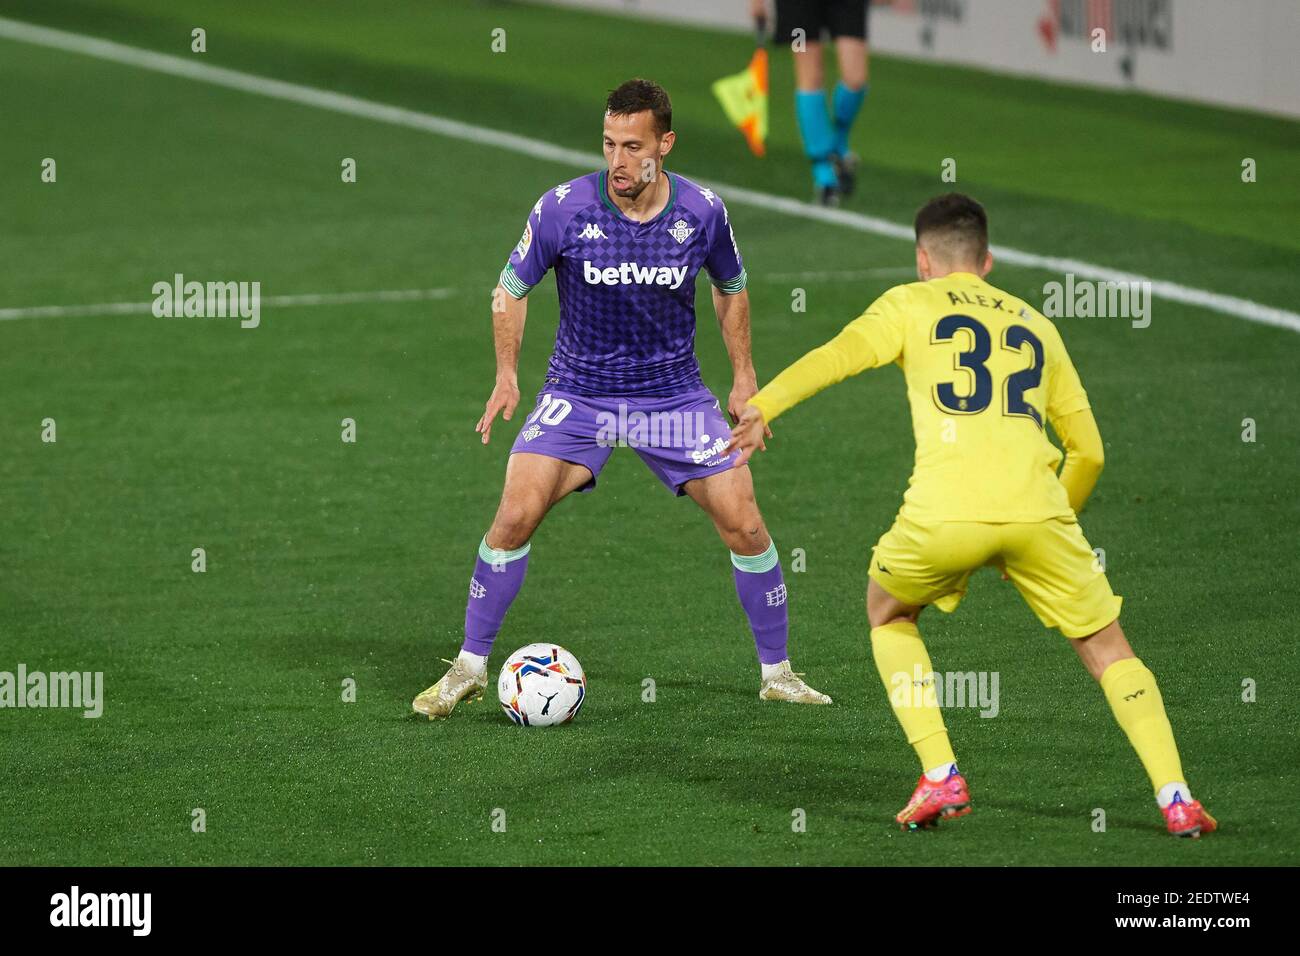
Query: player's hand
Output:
[[724, 404, 767, 469], [476, 377, 520, 445], [727, 380, 773, 440]]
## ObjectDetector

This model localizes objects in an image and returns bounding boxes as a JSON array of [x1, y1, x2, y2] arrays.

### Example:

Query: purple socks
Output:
[[463, 535, 530, 657], [731, 540, 789, 665], [463, 534, 788, 666]]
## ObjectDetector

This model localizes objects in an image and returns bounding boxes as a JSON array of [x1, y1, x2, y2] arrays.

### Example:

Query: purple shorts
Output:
[[509, 387, 739, 495]]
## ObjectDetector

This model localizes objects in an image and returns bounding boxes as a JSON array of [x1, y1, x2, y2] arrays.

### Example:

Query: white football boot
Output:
[[759, 662, 832, 705], [412, 658, 488, 719]]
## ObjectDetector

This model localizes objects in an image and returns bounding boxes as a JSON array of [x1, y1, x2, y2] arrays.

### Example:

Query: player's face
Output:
[[603, 111, 674, 199]]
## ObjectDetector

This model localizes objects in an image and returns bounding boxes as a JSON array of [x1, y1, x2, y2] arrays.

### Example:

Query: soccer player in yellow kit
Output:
[[726, 194, 1217, 837]]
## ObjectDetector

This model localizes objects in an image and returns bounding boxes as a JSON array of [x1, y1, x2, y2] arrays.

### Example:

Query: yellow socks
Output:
[[870, 633, 1187, 800], [871, 621, 956, 771], [1100, 657, 1186, 796]]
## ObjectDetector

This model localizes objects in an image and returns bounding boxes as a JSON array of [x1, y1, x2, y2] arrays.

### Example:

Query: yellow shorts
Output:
[[868, 512, 1123, 639]]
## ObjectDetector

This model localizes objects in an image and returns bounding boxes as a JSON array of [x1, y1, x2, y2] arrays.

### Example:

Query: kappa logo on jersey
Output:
[[532, 198, 543, 219], [515, 222, 533, 260], [555, 184, 572, 202], [668, 219, 695, 244], [577, 222, 607, 240], [583, 260, 688, 289], [699, 188, 716, 206]]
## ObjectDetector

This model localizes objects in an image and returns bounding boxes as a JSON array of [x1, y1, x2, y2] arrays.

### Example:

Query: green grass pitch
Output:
[[1, 0, 1297, 866]]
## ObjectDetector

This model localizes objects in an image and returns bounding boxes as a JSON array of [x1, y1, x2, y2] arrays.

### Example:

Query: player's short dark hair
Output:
[[605, 79, 672, 137], [914, 193, 989, 263]]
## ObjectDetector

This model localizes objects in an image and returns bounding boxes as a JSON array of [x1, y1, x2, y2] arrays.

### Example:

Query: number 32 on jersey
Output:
[[930, 313, 1045, 428]]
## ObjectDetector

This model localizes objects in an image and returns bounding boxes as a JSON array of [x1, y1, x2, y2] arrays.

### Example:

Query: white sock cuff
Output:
[[479, 535, 530, 565], [730, 539, 778, 573], [924, 762, 958, 782]]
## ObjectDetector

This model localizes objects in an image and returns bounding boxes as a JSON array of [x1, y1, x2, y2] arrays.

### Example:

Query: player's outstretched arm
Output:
[[724, 320, 885, 467], [476, 285, 527, 445], [1052, 406, 1105, 513], [724, 290, 904, 468], [748, 320, 884, 419]]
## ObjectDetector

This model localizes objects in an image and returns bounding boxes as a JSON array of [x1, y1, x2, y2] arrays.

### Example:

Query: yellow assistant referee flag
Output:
[[712, 47, 769, 158]]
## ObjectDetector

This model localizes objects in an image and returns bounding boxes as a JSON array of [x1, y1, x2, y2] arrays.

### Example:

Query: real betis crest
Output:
[[668, 219, 694, 244]]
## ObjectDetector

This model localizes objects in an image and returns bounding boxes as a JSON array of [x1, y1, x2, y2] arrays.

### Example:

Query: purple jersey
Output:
[[499, 171, 746, 396]]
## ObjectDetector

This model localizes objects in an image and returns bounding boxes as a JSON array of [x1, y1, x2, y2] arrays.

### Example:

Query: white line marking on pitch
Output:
[[1, 16, 1297, 335], [0, 287, 457, 322]]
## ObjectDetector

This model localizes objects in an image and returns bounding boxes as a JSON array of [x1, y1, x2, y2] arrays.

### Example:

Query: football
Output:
[[497, 644, 587, 727]]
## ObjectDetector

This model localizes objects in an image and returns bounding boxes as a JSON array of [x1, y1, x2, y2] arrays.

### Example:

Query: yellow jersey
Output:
[[748, 272, 1095, 523]]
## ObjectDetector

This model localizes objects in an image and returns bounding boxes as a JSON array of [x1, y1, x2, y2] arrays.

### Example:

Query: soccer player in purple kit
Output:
[[413, 79, 831, 718]]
